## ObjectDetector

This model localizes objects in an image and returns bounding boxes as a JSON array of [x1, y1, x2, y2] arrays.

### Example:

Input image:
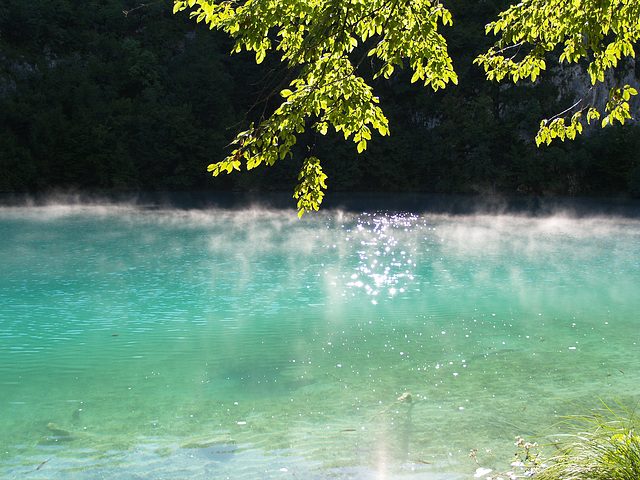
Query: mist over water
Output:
[[1, 196, 639, 479]]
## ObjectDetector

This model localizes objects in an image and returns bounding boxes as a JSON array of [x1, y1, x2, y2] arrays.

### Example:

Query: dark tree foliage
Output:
[[0, 0, 638, 198]]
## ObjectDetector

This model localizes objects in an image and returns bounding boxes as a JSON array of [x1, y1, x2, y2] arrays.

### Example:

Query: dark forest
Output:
[[1, 0, 640, 198]]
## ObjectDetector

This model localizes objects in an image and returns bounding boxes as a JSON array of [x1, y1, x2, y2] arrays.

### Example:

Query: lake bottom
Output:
[[1, 202, 639, 479]]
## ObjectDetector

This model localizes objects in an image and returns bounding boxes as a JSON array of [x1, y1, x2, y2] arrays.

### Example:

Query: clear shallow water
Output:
[[1, 202, 639, 479]]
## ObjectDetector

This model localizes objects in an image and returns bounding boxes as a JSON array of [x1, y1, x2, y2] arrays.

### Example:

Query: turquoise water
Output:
[[1, 202, 639, 479]]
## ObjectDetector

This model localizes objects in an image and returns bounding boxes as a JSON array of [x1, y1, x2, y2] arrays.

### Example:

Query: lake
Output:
[[1, 195, 639, 479]]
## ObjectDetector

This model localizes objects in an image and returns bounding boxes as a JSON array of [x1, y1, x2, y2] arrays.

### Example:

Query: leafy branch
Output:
[[475, 0, 640, 146], [174, 0, 457, 215]]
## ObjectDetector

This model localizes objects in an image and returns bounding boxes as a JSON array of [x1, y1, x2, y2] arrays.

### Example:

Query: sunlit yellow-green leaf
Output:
[[175, 0, 640, 214]]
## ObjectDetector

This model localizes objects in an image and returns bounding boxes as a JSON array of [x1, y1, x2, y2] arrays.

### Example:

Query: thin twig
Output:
[[546, 85, 595, 122], [123, 0, 164, 17]]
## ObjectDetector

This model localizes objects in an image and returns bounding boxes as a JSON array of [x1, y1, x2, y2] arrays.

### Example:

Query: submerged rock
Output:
[[45, 423, 73, 437], [397, 392, 412, 403], [181, 436, 236, 449], [37, 423, 75, 445]]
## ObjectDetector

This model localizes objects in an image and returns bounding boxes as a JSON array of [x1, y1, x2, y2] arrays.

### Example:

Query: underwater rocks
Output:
[[37, 423, 75, 445]]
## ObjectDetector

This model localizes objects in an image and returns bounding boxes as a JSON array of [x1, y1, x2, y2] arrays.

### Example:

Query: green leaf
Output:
[[176, 0, 640, 214]]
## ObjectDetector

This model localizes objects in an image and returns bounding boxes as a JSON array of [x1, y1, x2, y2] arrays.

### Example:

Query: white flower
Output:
[[474, 467, 493, 477]]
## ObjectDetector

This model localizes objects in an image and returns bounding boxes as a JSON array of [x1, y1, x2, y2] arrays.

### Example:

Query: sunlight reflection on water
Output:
[[0, 200, 639, 479]]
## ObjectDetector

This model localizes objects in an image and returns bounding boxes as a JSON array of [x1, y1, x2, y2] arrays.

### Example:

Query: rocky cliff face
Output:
[[550, 58, 640, 126]]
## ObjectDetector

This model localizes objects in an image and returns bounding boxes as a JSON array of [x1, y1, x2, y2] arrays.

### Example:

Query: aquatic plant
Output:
[[534, 398, 640, 480], [470, 437, 547, 479], [472, 398, 640, 480]]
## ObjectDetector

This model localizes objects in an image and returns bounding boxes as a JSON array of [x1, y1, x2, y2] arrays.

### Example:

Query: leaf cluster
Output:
[[174, 0, 458, 215], [475, 0, 640, 145], [2, 0, 638, 199]]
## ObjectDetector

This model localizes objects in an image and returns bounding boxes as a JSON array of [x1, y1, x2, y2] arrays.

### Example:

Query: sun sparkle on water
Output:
[[0, 203, 639, 479]]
